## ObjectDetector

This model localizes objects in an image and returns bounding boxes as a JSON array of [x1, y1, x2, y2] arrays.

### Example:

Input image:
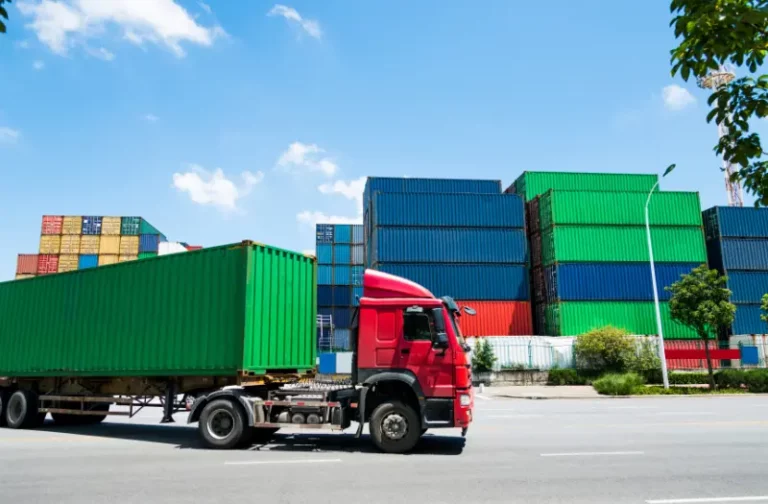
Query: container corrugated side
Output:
[[727, 271, 768, 303], [139, 219, 161, 235], [82, 216, 102, 235], [704, 206, 768, 239], [98, 255, 118, 266], [351, 245, 364, 265], [101, 216, 121, 235], [333, 225, 352, 244], [374, 263, 530, 300], [39, 235, 61, 254], [41, 215, 63, 235], [539, 190, 703, 228], [318, 265, 332, 285], [316, 224, 334, 243], [334, 244, 351, 264], [352, 266, 364, 286], [15, 274, 34, 280], [454, 300, 533, 336], [732, 304, 767, 334], [332, 307, 351, 328], [58, 255, 78, 273], [317, 285, 332, 306], [118, 255, 137, 262], [371, 227, 528, 264], [541, 226, 706, 264], [665, 340, 722, 370], [16, 254, 38, 275], [120, 236, 139, 255], [352, 286, 363, 305], [80, 235, 100, 254], [60, 235, 81, 254], [37, 255, 59, 274], [0, 242, 316, 377], [544, 301, 701, 338], [371, 192, 525, 228], [332, 286, 351, 306], [139, 234, 160, 253], [545, 263, 700, 302], [364, 177, 502, 210], [62, 216, 82, 235], [78, 255, 98, 269], [507, 171, 658, 201], [351, 225, 364, 244], [713, 238, 768, 270], [121, 217, 141, 235], [333, 265, 351, 284], [99, 235, 120, 255], [138, 252, 157, 260], [316, 244, 332, 264]]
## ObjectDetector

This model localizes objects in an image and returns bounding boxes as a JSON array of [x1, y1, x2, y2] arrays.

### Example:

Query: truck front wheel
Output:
[[5, 390, 45, 429], [198, 398, 249, 450], [370, 401, 421, 454]]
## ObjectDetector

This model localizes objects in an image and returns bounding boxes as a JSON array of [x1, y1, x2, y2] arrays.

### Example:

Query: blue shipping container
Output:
[[334, 244, 351, 264], [371, 192, 525, 228], [318, 265, 333, 285], [351, 225, 364, 244], [351, 266, 364, 286], [332, 307, 351, 328], [708, 238, 768, 271], [334, 225, 352, 244], [352, 286, 363, 306], [364, 177, 502, 216], [78, 254, 98, 269], [351, 245, 364, 265], [727, 271, 768, 304], [316, 224, 334, 243], [371, 227, 527, 264], [316, 244, 333, 264], [704, 206, 768, 239], [374, 263, 530, 300], [318, 307, 332, 318], [139, 234, 160, 253], [81, 216, 102, 235], [544, 263, 700, 302], [732, 304, 767, 334], [333, 286, 352, 306], [333, 329, 351, 350], [333, 265, 351, 284], [317, 285, 333, 306]]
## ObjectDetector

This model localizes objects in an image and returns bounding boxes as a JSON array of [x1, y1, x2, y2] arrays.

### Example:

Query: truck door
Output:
[[399, 306, 454, 398]]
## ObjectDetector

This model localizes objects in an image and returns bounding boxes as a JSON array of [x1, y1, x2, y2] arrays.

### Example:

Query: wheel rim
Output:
[[8, 396, 23, 423], [381, 412, 408, 441], [207, 409, 235, 440]]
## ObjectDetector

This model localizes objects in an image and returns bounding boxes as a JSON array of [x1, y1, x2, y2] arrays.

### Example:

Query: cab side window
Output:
[[403, 308, 434, 341]]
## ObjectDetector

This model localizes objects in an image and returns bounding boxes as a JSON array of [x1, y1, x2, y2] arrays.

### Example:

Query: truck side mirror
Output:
[[434, 331, 449, 349]]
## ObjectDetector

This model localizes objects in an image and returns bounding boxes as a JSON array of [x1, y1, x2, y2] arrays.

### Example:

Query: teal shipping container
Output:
[[0, 242, 316, 377]]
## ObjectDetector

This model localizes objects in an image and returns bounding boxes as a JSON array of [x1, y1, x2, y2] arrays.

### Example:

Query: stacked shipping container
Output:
[[508, 172, 706, 338], [364, 177, 533, 336], [704, 206, 768, 335], [316, 224, 364, 349]]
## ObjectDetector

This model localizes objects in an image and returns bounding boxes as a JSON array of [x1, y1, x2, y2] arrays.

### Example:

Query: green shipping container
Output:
[[538, 190, 703, 230], [541, 226, 707, 265], [0, 242, 316, 377], [544, 301, 702, 339], [138, 252, 158, 260], [510, 171, 659, 201]]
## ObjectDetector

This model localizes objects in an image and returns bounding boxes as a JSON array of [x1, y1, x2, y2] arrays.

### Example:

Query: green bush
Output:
[[629, 339, 662, 378], [472, 339, 497, 373], [547, 368, 588, 386], [592, 372, 645, 396], [575, 326, 636, 373], [635, 386, 746, 396], [715, 369, 747, 389], [670, 372, 710, 385], [745, 369, 768, 393]]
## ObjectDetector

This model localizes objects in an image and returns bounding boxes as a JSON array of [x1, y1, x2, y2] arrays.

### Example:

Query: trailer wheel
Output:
[[82, 403, 109, 425], [5, 390, 45, 429], [198, 398, 248, 449], [370, 400, 421, 454]]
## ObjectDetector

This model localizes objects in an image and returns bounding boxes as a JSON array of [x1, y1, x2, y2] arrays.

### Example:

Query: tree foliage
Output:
[[670, 0, 768, 205], [666, 265, 736, 388], [574, 326, 635, 373], [471, 339, 497, 373], [0, 0, 10, 35], [761, 293, 768, 324]]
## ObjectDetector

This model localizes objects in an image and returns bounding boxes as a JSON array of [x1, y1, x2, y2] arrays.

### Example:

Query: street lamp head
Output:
[[663, 164, 676, 178]]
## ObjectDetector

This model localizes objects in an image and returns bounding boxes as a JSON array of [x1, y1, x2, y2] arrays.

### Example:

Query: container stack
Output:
[[16, 216, 166, 279], [704, 206, 768, 335], [316, 223, 364, 350], [364, 177, 532, 336], [508, 171, 707, 338]]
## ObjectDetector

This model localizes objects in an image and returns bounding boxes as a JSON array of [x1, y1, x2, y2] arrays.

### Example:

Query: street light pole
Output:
[[646, 165, 675, 390]]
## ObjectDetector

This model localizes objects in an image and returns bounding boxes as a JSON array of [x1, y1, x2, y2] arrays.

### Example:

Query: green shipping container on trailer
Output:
[[510, 171, 659, 201], [540, 226, 707, 265], [544, 301, 702, 339], [0, 242, 316, 377], [538, 190, 703, 230]]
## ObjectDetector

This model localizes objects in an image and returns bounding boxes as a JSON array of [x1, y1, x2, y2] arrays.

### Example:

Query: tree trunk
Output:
[[702, 337, 715, 390]]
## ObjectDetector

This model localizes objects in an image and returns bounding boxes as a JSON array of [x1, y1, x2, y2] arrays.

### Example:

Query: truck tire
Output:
[[5, 390, 45, 429], [82, 403, 109, 425], [198, 398, 249, 450], [0, 389, 9, 427], [369, 400, 421, 454]]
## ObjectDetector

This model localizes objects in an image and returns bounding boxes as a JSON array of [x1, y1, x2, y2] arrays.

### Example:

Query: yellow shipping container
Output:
[[39, 235, 61, 254], [62, 216, 82, 235], [98, 255, 118, 266], [80, 235, 100, 254], [60, 235, 81, 254], [99, 235, 120, 255], [101, 216, 121, 235], [58, 255, 78, 273], [118, 255, 137, 263], [119, 236, 139, 255], [15, 274, 35, 280]]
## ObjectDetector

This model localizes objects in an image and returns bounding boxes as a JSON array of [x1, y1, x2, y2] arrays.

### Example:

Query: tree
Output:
[[471, 339, 497, 373], [762, 293, 768, 327], [666, 265, 736, 389], [0, 0, 10, 35], [670, 0, 768, 205]]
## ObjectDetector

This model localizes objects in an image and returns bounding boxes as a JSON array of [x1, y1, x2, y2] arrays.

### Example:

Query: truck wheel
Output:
[[5, 390, 45, 429], [0, 389, 9, 427], [82, 403, 109, 425], [198, 398, 248, 450], [370, 401, 421, 454]]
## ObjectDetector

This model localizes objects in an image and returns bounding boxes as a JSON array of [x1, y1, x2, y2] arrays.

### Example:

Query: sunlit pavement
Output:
[[1, 394, 768, 503]]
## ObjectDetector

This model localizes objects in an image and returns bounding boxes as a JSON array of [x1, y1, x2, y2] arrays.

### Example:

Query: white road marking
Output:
[[646, 497, 768, 503], [656, 412, 715, 416], [540, 451, 644, 457], [225, 458, 343, 466], [489, 414, 545, 418], [474, 394, 492, 401]]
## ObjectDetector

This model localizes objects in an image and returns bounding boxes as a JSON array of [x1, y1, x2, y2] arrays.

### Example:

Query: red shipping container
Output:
[[37, 254, 59, 275], [41, 215, 63, 235], [455, 300, 533, 336], [665, 340, 721, 370], [16, 254, 38, 275], [185, 245, 203, 251]]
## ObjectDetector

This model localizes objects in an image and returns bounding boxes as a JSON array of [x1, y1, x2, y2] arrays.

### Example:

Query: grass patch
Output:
[[635, 386, 746, 396], [592, 372, 645, 396]]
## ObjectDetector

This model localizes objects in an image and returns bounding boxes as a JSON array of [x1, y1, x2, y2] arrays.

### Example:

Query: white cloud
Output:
[[32, 60, 45, 70], [86, 46, 115, 61], [302, 249, 315, 256], [277, 141, 338, 176], [172, 164, 264, 211], [662, 84, 696, 111], [0, 127, 20, 144], [198, 1, 212, 15], [16, 40, 31, 49], [17, 0, 224, 58], [144, 113, 159, 122], [297, 210, 361, 227], [268, 4, 321, 39], [318, 176, 366, 215]]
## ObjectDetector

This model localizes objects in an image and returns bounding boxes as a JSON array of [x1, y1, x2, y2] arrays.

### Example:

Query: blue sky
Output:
[[0, 1, 762, 280]]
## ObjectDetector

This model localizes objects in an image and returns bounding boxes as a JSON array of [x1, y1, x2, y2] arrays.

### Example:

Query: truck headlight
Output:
[[459, 394, 471, 407]]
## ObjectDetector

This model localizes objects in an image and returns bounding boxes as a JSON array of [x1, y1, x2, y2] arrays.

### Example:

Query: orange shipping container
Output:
[[39, 235, 61, 254], [455, 300, 533, 336], [15, 274, 35, 280], [80, 235, 100, 254], [101, 216, 121, 235], [118, 255, 138, 263], [60, 235, 81, 254], [99, 235, 119, 255], [98, 255, 118, 266], [62, 216, 82, 235], [119, 236, 139, 255], [58, 255, 79, 273]]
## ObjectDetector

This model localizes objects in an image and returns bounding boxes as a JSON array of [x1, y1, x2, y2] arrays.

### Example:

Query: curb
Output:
[[488, 393, 757, 400]]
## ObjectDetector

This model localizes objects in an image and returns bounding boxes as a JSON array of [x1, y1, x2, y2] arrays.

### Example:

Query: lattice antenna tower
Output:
[[697, 66, 744, 207]]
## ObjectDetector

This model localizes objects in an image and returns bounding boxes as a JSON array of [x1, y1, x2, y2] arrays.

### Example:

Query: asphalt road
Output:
[[1, 393, 767, 504]]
